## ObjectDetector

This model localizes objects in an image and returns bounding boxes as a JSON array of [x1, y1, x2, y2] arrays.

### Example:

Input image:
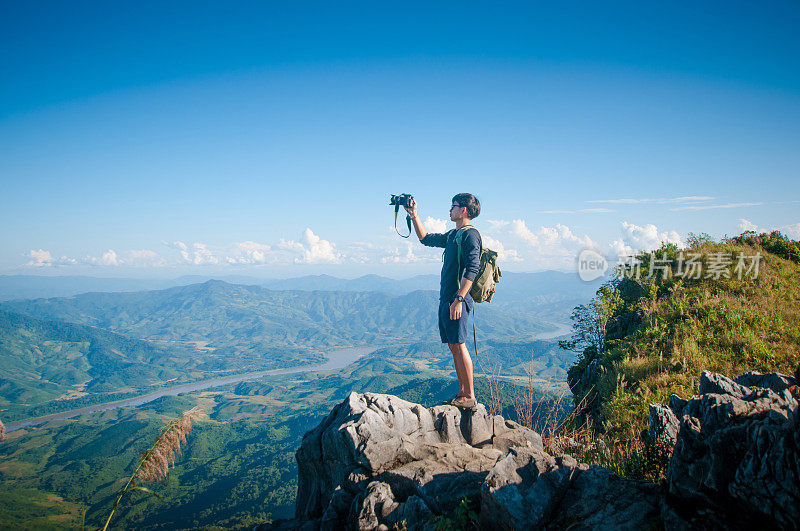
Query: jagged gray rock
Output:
[[480, 447, 661, 530], [648, 402, 680, 447], [293, 392, 541, 529], [662, 371, 800, 529], [480, 448, 585, 529], [698, 370, 751, 397], [735, 370, 797, 393], [555, 466, 662, 530]]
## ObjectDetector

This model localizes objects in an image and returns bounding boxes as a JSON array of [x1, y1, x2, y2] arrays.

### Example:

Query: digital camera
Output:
[[389, 194, 414, 208]]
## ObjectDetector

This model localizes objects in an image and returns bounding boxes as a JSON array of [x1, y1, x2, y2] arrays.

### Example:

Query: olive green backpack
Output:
[[455, 225, 502, 303]]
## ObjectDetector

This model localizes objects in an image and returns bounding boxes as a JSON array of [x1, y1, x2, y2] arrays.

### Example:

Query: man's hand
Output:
[[404, 198, 418, 219], [449, 300, 462, 320]]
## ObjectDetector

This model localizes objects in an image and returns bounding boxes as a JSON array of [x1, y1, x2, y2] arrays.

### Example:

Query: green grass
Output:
[[567, 232, 800, 442], [0, 488, 85, 529]]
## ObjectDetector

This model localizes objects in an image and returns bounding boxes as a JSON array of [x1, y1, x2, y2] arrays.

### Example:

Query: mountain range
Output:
[[0, 277, 584, 420], [0, 270, 601, 301]]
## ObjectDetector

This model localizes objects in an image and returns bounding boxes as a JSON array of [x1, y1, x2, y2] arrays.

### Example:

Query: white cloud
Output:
[[738, 219, 758, 232], [482, 235, 522, 262], [509, 219, 540, 246], [530, 223, 595, 252], [670, 202, 763, 212], [164, 240, 191, 262], [24, 249, 78, 267], [191, 243, 218, 265], [486, 219, 510, 230], [163, 241, 219, 265], [125, 249, 166, 267], [423, 216, 448, 233], [226, 241, 272, 264], [381, 241, 421, 264], [279, 228, 341, 264], [782, 223, 800, 239], [27, 248, 165, 268], [608, 239, 634, 260], [485, 219, 597, 268], [347, 238, 441, 265], [26, 249, 53, 267], [734, 220, 800, 239], [277, 239, 304, 253], [85, 249, 120, 266], [344, 242, 381, 264], [349, 242, 376, 250], [608, 222, 683, 259]]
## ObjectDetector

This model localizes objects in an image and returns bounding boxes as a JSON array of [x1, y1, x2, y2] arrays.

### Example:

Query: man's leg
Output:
[[448, 342, 474, 400], [449, 343, 466, 397]]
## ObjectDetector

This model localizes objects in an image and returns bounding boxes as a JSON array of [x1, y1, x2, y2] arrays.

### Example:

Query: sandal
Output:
[[442, 395, 461, 405], [450, 396, 477, 410]]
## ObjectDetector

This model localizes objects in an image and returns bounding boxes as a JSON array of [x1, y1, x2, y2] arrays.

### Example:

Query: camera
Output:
[[390, 194, 414, 208]]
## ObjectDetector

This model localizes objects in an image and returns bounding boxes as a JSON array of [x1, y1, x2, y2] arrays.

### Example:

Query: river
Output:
[[5, 346, 375, 433], [535, 321, 572, 340], [6, 321, 572, 433]]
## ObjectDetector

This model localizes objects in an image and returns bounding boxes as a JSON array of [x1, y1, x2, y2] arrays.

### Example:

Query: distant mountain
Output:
[[1, 280, 558, 350], [262, 271, 604, 302], [493, 270, 603, 302], [0, 270, 602, 301], [260, 273, 440, 294], [0, 275, 186, 301]]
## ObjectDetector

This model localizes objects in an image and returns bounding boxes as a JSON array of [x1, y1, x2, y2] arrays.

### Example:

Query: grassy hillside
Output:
[[566, 231, 800, 440], [0, 310, 185, 408]]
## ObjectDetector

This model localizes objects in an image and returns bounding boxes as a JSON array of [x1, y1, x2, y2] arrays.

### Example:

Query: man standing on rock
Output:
[[405, 193, 482, 409]]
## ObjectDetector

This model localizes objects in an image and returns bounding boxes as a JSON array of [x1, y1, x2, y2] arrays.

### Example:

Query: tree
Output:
[[559, 281, 622, 357]]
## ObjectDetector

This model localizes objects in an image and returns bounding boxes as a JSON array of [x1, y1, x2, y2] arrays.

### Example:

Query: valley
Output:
[[0, 272, 587, 528]]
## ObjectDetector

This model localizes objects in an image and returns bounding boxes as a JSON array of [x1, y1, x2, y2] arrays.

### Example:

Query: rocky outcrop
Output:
[[266, 365, 799, 530], [293, 392, 541, 529], [267, 393, 660, 530], [656, 370, 799, 530]]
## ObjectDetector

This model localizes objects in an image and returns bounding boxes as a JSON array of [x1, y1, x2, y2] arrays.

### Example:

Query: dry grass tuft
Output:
[[137, 407, 200, 483], [0, 417, 5, 441], [476, 357, 505, 417], [101, 407, 202, 531], [512, 366, 537, 430]]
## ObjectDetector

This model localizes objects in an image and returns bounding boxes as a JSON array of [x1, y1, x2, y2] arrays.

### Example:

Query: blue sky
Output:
[[1, 1, 798, 277]]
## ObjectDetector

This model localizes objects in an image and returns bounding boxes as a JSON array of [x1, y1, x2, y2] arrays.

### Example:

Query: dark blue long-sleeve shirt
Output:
[[421, 227, 482, 304]]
